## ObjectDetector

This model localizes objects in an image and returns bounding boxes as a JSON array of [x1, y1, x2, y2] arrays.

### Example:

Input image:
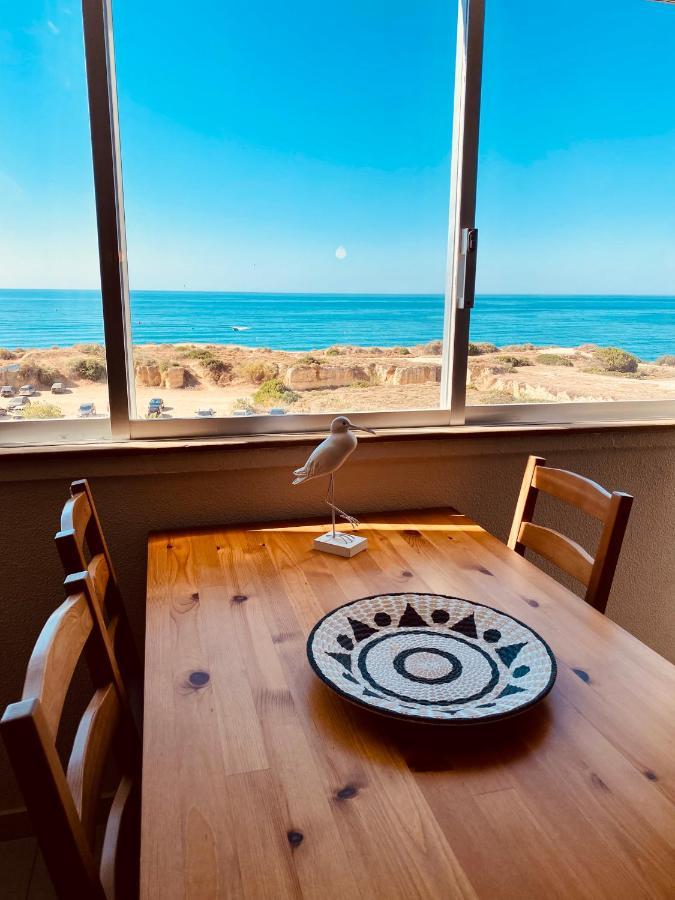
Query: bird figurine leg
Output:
[[325, 474, 360, 532]]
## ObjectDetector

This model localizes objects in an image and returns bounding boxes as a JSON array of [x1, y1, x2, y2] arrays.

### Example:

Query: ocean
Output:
[[0, 290, 673, 360]]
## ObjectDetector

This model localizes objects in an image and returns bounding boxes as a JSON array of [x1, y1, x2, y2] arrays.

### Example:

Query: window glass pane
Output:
[[113, 0, 455, 422], [0, 1, 109, 426], [470, 0, 675, 407]]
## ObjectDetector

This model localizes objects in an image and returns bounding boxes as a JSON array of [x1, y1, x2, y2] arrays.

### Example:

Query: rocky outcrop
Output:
[[135, 364, 162, 387], [375, 364, 442, 386], [163, 366, 186, 389], [284, 364, 369, 391]]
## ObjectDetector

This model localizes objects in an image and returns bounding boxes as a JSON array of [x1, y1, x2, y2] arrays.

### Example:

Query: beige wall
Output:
[[1, 426, 673, 815]]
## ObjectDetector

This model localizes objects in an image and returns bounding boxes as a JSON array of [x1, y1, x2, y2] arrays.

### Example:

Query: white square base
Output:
[[313, 532, 368, 558]]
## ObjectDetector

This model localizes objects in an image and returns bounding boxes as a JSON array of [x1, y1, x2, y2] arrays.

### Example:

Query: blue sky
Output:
[[1, 0, 674, 293]]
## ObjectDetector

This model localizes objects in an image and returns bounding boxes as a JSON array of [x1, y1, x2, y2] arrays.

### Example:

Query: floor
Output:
[[0, 839, 56, 899]]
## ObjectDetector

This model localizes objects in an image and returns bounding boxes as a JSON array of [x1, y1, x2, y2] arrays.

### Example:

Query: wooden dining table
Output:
[[142, 509, 675, 899]]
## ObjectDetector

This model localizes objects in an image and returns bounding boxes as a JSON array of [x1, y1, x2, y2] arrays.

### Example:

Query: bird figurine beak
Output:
[[348, 424, 375, 434]]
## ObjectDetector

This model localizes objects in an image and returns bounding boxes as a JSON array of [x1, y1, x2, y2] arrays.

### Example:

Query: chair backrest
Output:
[[508, 456, 633, 613], [55, 480, 142, 703], [1, 572, 141, 899]]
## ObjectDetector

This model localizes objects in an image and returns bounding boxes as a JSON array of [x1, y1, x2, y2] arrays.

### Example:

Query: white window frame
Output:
[[1, 0, 673, 447]]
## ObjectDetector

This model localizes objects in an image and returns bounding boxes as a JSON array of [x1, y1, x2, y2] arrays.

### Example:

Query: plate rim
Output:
[[306, 592, 558, 726]]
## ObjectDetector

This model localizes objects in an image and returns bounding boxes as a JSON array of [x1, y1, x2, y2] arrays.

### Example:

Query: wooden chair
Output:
[[508, 456, 633, 613], [1, 571, 141, 899], [55, 479, 142, 718]]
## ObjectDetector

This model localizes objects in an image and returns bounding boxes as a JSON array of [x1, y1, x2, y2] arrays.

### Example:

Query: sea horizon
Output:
[[1, 289, 673, 360]]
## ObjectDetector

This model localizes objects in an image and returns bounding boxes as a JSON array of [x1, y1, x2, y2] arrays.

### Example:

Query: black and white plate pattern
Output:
[[307, 593, 557, 723]]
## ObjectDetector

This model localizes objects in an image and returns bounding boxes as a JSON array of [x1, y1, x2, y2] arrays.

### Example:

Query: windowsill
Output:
[[1, 417, 673, 460]]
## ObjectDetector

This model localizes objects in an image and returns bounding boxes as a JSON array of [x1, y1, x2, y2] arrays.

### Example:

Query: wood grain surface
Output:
[[143, 510, 675, 899]]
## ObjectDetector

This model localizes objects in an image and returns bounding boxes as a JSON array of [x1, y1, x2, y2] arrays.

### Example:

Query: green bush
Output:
[[69, 358, 107, 381], [0, 348, 15, 360], [297, 354, 323, 366], [240, 361, 279, 384], [656, 354, 675, 366], [202, 358, 233, 382], [592, 347, 639, 373], [536, 353, 573, 367], [325, 347, 341, 356], [182, 348, 215, 361], [468, 342, 498, 356], [252, 378, 298, 406], [391, 346, 411, 355], [18, 401, 63, 419]]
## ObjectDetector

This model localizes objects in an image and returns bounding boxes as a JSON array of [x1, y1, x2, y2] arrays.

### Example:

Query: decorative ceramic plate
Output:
[[307, 593, 557, 723]]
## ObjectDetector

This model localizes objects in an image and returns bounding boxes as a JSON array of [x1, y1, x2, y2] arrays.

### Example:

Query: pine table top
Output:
[[142, 509, 675, 899]]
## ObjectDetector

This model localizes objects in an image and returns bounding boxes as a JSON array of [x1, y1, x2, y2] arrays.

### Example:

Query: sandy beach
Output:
[[1, 341, 674, 422]]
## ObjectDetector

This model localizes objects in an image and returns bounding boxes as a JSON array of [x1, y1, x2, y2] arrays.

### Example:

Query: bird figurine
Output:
[[292, 416, 375, 556]]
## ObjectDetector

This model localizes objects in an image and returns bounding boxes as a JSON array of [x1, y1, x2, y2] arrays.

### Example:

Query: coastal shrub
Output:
[[69, 358, 107, 381], [536, 353, 573, 367], [18, 363, 61, 386], [353, 380, 371, 388], [182, 348, 214, 361], [325, 347, 341, 356], [656, 354, 675, 366], [0, 348, 15, 360], [202, 358, 233, 382], [467, 342, 498, 356], [240, 361, 279, 384], [502, 343, 536, 352], [231, 398, 255, 414], [592, 347, 639, 373], [498, 355, 531, 368], [422, 340, 442, 355], [73, 343, 104, 356], [252, 378, 298, 406], [18, 401, 63, 419], [391, 346, 411, 356], [297, 354, 323, 366]]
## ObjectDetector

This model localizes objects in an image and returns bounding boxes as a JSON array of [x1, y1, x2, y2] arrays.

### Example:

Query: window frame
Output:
[[1, 0, 673, 448]]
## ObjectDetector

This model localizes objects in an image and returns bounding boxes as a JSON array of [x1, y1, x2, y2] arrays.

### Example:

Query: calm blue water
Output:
[[0, 290, 672, 360]]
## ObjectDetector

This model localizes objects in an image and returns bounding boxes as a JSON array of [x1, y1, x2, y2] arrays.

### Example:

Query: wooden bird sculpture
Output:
[[292, 416, 375, 541]]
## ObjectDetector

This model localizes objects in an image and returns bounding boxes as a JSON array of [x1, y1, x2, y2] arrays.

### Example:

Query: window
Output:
[[112, 0, 455, 432], [467, 0, 675, 420], [0, 1, 110, 443], [1, 0, 673, 446]]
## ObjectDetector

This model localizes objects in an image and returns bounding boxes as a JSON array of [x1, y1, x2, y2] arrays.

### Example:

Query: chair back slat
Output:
[[101, 776, 138, 900], [87, 552, 111, 619], [22, 594, 94, 742], [56, 481, 142, 706], [1, 699, 106, 900], [1, 572, 141, 899], [67, 684, 121, 845], [508, 455, 633, 613], [518, 522, 594, 586], [532, 465, 612, 521]]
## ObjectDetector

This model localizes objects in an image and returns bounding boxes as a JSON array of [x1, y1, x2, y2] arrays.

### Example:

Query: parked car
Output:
[[0, 385, 14, 398], [232, 409, 254, 417], [268, 408, 286, 416], [78, 402, 96, 417], [195, 407, 215, 417], [19, 385, 35, 396], [147, 397, 164, 414], [8, 396, 30, 410], [0, 407, 7, 417], [51, 382, 65, 394]]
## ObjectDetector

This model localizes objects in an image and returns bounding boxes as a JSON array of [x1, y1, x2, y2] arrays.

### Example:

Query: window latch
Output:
[[456, 227, 478, 310]]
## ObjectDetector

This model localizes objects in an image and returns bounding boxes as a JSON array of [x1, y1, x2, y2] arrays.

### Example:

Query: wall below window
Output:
[[0, 426, 673, 819]]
